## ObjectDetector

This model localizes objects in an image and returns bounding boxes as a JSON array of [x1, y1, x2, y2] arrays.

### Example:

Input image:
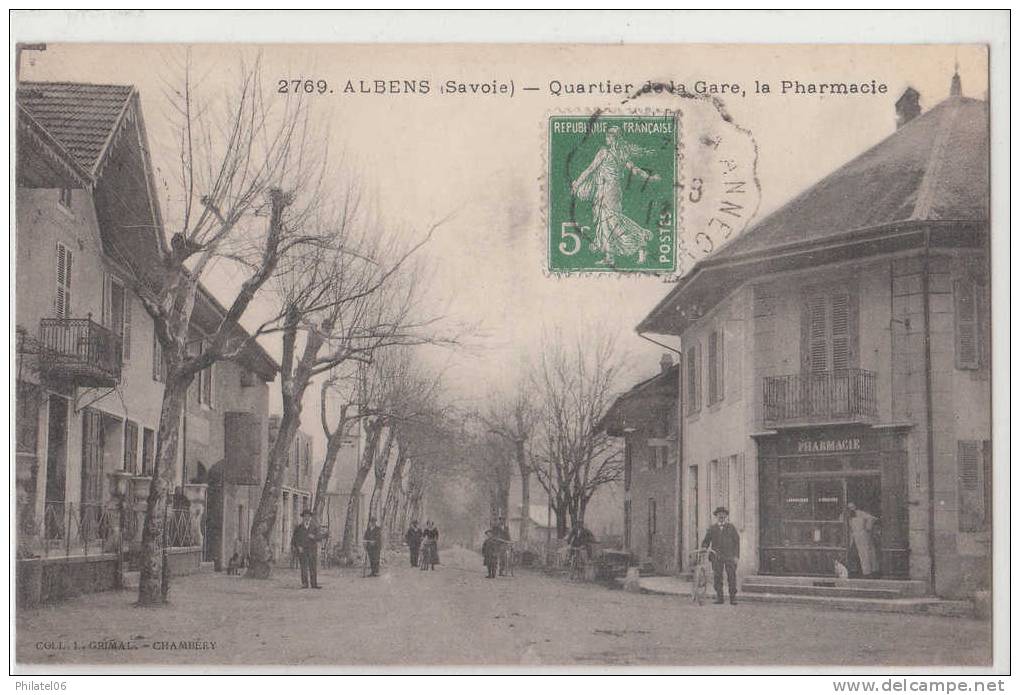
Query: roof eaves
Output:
[[16, 104, 94, 188], [90, 86, 137, 179]]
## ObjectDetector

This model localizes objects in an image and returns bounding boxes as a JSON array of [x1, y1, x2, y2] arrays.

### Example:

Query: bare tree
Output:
[[116, 54, 325, 604], [244, 191, 440, 578], [479, 384, 537, 541], [530, 333, 626, 538]]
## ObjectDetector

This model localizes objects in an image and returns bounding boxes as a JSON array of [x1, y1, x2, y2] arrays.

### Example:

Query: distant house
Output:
[[637, 74, 989, 598], [509, 504, 556, 546], [599, 355, 680, 573]]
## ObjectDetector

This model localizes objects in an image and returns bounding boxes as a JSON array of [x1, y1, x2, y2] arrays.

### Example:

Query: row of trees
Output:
[[122, 55, 452, 603], [478, 334, 627, 542]]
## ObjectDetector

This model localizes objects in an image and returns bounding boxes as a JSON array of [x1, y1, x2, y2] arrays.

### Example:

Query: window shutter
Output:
[[830, 293, 850, 372], [708, 332, 718, 403], [122, 294, 132, 361], [955, 279, 978, 369], [717, 329, 725, 401], [695, 342, 703, 411], [808, 295, 828, 373], [982, 440, 992, 529], [687, 345, 699, 414], [957, 440, 983, 532], [55, 243, 73, 319]]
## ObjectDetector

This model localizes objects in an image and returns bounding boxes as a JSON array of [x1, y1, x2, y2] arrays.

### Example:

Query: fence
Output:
[[24, 501, 200, 558]]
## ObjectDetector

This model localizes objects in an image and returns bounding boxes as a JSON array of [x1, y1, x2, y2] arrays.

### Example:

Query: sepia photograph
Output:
[[8, 10, 1008, 680]]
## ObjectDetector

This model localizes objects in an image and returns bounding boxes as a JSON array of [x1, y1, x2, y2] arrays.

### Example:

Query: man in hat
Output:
[[292, 509, 326, 589], [701, 506, 740, 604], [404, 519, 423, 568], [363, 516, 383, 577]]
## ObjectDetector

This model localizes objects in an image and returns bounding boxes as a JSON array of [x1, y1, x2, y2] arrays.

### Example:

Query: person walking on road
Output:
[[702, 506, 740, 605], [492, 516, 511, 576], [420, 519, 439, 571], [364, 516, 383, 577], [481, 529, 500, 578], [405, 520, 423, 568], [292, 509, 326, 589]]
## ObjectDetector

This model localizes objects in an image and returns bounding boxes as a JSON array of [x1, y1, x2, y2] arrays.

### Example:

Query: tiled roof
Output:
[[17, 81, 134, 175], [713, 96, 989, 261]]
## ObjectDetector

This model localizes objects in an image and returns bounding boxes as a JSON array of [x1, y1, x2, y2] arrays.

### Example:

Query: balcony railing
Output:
[[38, 317, 122, 387], [762, 369, 877, 427]]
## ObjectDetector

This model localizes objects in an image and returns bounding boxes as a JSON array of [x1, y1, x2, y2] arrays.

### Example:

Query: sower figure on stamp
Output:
[[292, 509, 326, 589], [571, 125, 660, 266], [702, 506, 740, 605], [364, 516, 383, 577], [405, 520, 423, 568]]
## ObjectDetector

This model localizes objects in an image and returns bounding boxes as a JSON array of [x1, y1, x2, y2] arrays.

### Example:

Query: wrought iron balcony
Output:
[[38, 317, 122, 387], [762, 369, 877, 427]]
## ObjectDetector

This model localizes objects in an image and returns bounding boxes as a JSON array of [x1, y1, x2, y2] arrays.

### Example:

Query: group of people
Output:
[[402, 519, 440, 571]]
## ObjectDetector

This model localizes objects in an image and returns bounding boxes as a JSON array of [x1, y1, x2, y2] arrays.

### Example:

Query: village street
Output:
[[17, 548, 992, 669]]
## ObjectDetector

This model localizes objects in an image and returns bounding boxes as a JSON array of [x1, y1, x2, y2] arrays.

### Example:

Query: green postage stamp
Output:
[[548, 114, 677, 273]]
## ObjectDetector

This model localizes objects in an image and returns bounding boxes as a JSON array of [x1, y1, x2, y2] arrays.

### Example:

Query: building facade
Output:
[[15, 82, 278, 587], [267, 417, 315, 561], [601, 357, 680, 572], [638, 79, 990, 598]]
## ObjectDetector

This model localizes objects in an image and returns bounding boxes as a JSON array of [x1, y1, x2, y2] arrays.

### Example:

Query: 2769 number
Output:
[[277, 79, 330, 94]]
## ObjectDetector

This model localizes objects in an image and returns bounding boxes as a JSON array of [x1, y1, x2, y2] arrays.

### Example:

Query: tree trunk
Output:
[[246, 405, 302, 578], [383, 448, 408, 537], [367, 428, 395, 522], [515, 440, 529, 543], [311, 429, 345, 522], [138, 373, 190, 605], [340, 420, 383, 562]]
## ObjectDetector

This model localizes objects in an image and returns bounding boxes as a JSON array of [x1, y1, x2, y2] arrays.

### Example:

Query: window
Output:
[[958, 440, 991, 532], [710, 459, 729, 513], [55, 243, 73, 319], [708, 329, 724, 404], [240, 368, 256, 387], [652, 407, 672, 469], [59, 187, 73, 209], [199, 362, 214, 406], [152, 333, 166, 383], [686, 341, 702, 415], [103, 275, 131, 361], [141, 427, 155, 475], [123, 420, 139, 473], [802, 290, 855, 373], [955, 277, 988, 370], [648, 499, 657, 535]]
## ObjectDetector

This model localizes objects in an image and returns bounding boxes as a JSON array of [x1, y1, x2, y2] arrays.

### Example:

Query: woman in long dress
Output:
[[846, 502, 879, 577], [571, 126, 661, 265]]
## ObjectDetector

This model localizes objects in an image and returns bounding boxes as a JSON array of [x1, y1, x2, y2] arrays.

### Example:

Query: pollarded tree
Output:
[[121, 53, 327, 604]]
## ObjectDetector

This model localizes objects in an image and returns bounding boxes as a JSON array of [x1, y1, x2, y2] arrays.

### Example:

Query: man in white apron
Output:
[[846, 502, 879, 577]]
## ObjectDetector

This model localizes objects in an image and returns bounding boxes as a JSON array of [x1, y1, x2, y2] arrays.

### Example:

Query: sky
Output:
[[20, 42, 988, 457]]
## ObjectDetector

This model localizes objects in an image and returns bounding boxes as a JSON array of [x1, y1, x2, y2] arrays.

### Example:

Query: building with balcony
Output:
[[15, 81, 278, 599], [636, 75, 989, 599]]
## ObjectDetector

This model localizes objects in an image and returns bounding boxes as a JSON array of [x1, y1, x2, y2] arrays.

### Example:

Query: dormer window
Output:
[[58, 187, 72, 209]]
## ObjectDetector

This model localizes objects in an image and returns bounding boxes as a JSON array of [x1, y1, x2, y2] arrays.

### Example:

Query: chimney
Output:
[[895, 87, 921, 129], [950, 69, 962, 97], [659, 353, 674, 373]]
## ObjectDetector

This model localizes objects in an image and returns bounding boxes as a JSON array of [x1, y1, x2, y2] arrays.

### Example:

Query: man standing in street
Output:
[[404, 520, 423, 568], [702, 506, 740, 605], [364, 516, 383, 577], [492, 516, 511, 575], [292, 509, 326, 589]]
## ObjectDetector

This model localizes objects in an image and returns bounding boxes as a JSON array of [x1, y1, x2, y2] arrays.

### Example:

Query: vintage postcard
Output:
[[10, 11, 1007, 679]]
